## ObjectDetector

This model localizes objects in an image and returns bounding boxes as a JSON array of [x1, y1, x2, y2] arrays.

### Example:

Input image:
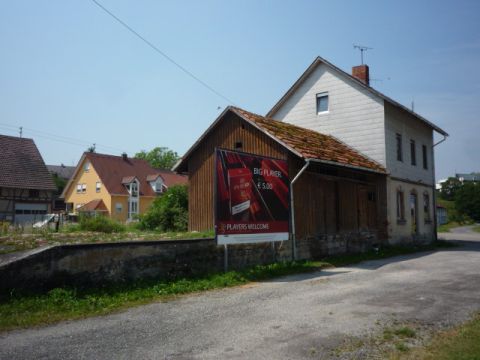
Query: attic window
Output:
[[84, 161, 90, 172], [235, 141, 243, 149], [316, 92, 329, 114]]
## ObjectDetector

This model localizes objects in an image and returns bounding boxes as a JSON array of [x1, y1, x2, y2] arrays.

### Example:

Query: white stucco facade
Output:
[[269, 59, 441, 244]]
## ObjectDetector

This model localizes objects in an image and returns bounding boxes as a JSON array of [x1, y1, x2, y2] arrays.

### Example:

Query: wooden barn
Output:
[[174, 106, 388, 259]]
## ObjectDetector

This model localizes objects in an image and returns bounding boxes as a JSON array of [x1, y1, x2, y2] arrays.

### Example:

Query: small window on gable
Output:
[[84, 161, 90, 172], [96, 182, 101, 193], [76, 184, 82, 194], [81, 184, 87, 193], [316, 92, 329, 114]]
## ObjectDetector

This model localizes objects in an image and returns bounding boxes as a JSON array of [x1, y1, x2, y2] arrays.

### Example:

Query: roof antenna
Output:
[[19, 126, 23, 138], [411, 97, 415, 112], [353, 44, 373, 65]]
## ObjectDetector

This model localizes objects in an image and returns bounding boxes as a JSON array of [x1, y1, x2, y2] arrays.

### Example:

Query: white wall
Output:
[[270, 63, 386, 166], [384, 103, 435, 185]]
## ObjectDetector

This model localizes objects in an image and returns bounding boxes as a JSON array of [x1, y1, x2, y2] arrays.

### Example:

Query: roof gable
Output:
[[0, 134, 56, 191], [63, 152, 187, 198], [266, 56, 448, 136], [174, 107, 386, 174]]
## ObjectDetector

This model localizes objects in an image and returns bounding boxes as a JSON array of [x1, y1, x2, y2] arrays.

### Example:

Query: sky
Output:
[[0, 0, 479, 180]]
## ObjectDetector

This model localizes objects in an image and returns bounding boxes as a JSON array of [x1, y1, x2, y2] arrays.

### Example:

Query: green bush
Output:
[[78, 214, 125, 233], [455, 182, 480, 221], [138, 185, 188, 231]]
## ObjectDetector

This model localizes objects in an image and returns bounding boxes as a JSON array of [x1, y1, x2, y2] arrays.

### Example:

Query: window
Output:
[[410, 139, 416, 166], [422, 145, 428, 169], [76, 184, 82, 194], [84, 161, 90, 172], [81, 184, 87, 193], [316, 92, 329, 113], [396, 133, 403, 162], [396, 191, 405, 222], [423, 193, 431, 222], [115, 203, 123, 214], [96, 182, 101, 193], [235, 141, 243, 149]]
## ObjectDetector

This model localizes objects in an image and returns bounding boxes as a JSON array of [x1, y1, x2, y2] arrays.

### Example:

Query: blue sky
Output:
[[0, 0, 479, 180]]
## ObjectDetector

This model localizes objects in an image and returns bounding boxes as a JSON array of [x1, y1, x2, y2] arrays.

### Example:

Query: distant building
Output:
[[0, 134, 56, 224], [47, 164, 76, 211], [62, 152, 187, 222], [455, 173, 480, 183]]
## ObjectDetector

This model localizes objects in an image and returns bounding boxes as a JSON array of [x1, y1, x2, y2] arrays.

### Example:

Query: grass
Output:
[[473, 225, 480, 233], [390, 313, 480, 360], [0, 261, 326, 331], [0, 241, 455, 332], [0, 227, 215, 254]]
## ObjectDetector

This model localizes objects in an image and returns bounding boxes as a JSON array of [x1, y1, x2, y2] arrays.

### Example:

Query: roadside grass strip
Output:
[[389, 313, 480, 360], [0, 241, 455, 331]]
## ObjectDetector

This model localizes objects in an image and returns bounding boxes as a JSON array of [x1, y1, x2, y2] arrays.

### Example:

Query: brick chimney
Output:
[[352, 64, 370, 86]]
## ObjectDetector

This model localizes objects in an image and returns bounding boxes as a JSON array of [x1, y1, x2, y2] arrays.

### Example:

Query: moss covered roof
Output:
[[231, 107, 386, 174]]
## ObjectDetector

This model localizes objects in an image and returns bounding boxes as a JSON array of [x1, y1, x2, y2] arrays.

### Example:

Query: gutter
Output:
[[290, 159, 311, 260], [432, 134, 448, 242]]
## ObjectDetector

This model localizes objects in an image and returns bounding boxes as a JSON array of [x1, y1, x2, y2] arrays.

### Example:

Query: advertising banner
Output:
[[215, 148, 290, 245]]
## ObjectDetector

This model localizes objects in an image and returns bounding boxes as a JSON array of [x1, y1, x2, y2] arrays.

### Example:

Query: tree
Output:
[[138, 185, 188, 231], [439, 177, 462, 201], [455, 182, 480, 221], [134, 147, 179, 170]]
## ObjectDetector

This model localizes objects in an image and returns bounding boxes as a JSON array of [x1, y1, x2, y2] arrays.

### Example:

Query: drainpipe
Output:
[[432, 134, 448, 242], [290, 159, 311, 260]]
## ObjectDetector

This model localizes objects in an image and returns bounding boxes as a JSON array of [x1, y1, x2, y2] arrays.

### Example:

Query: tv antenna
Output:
[[353, 44, 373, 65]]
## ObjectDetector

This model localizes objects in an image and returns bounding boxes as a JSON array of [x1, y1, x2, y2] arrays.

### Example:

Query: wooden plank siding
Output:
[[187, 112, 288, 231], [186, 112, 387, 242]]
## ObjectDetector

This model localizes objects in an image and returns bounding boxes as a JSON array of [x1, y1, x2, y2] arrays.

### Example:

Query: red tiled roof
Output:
[[231, 107, 386, 173], [83, 152, 187, 197], [78, 199, 108, 212], [0, 134, 56, 191]]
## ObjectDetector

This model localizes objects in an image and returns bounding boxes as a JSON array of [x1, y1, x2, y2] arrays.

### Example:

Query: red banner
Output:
[[215, 149, 290, 245]]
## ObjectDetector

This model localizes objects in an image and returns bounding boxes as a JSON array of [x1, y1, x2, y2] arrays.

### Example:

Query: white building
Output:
[[267, 57, 448, 244]]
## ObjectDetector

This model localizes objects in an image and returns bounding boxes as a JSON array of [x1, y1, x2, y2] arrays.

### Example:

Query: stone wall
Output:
[[0, 238, 293, 294]]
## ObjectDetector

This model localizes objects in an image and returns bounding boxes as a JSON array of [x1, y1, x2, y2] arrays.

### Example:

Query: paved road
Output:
[[1, 236, 480, 360], [447, 224, 479, 235]]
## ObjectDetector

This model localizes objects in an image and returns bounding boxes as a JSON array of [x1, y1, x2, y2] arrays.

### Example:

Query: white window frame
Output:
[[316, 92, 329, 114], [96, 181, 101, 193], [84, 161, 90, 172], [81, 184, 87, 193], [76, 184, 82, 194]]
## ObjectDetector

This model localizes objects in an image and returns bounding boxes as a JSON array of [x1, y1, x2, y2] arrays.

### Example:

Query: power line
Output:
[[90, 0, 237, 105], [0, 122, 125, 153]]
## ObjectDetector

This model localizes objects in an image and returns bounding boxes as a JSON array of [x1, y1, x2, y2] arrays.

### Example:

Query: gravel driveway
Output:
[[1, 234, 480, 360]]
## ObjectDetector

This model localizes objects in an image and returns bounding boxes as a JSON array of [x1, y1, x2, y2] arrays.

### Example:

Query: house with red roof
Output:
[[62, 152, 186, 222], [0, 134, 56, 225]]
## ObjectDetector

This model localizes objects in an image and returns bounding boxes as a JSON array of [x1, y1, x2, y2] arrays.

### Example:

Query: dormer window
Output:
[[316, 92, 329, 114], [130, 181, 138, 197]]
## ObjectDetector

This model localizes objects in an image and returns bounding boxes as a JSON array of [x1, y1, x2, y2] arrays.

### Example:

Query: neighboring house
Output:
[[455, 172, 480, 183], [266, 56, 448, 243], [47, 164, 76, 211], [436, 205, 448, 225], [175, 106, 388, 259], [62, 152, 187, 222], [0, 134, 56, 225]]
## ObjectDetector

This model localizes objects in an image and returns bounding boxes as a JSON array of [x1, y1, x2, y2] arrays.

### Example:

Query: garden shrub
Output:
[[78, 214, 125, 233], [138, 185, 188, 231]]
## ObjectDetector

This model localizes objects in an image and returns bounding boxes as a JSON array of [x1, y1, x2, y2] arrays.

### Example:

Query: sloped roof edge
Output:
[[174, 106, 386, 175], [266, 56, 449, 136]]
